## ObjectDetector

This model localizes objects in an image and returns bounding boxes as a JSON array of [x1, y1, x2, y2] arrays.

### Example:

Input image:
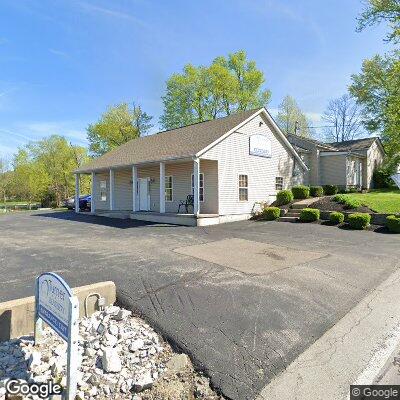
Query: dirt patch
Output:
[[309, 196, 373, 213]]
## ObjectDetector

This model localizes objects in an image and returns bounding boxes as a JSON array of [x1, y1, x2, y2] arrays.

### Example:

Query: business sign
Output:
[[35, 272, 79, 400], [249, 134, 272, 158]]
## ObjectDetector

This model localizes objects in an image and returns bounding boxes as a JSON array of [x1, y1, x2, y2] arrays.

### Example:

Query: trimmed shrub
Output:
[[348, 213, 371, 230], [330, 211, 344, 225], [343, 198, 361, 209], [386, 215, 400, 233], [310, 186, 323, 197], [323, 185, 338, 195], [292, 185, 310, 199], [276, 190, 294, 205], [299, 208, 320, 222], [261, 207, 281, 221], [333, 194, 346, 204]]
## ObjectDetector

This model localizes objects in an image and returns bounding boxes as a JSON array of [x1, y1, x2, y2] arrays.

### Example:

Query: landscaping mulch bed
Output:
[[309, 196, 373, 213]]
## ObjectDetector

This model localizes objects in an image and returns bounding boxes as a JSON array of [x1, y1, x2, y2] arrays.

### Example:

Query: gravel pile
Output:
[[0, 305, 222, 400]]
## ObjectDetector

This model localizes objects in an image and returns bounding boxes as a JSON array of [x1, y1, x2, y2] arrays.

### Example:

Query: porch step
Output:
[[286, 211, 301, 217], [279, 216, 298, 222]]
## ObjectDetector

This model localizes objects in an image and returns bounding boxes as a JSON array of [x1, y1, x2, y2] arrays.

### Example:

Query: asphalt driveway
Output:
[[1, 211, 399, 399]]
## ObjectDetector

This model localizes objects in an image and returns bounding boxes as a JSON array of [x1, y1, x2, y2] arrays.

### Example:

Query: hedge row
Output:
[[333, 194, 361, 209]]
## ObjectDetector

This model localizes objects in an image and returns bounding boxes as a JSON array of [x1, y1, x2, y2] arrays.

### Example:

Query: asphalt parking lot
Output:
[[1, 211, 399, 399]]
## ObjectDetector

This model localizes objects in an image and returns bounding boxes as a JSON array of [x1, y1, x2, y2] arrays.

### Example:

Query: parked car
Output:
[[63, 195, 91, 211]]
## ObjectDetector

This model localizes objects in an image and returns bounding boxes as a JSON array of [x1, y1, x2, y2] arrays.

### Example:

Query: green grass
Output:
[[340, 189, 400, 214]]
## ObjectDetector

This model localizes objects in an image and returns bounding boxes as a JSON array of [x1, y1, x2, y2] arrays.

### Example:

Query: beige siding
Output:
[[114, 169, 133, 210], [366, 141, 384, 189], [132, 161, 218, 214], [201, 114, 304, 215], [94, 172, 110, 210], [320, 155, 347, 187]]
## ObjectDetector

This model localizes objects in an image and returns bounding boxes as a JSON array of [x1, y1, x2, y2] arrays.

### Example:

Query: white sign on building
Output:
[[35, 272, 79, 400], [249, 134, 272, 158]]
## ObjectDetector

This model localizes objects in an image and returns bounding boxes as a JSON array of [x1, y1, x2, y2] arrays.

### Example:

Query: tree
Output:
[[322, 94, 363, 142], [276, 95, 311, 137], [160, 50, 271, 130], [12, 136, 91, 206], [350, 53, 400, 166], [357, 0, 400, 43], [87, 103, 153, 156], [0, 157, 13, 206]]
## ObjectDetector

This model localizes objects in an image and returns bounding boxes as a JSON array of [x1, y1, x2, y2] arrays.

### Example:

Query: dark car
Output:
[[64, 195, 91, 211]]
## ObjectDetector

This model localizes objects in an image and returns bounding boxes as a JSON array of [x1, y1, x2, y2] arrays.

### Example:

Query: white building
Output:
[[75, 107, 308, 226]]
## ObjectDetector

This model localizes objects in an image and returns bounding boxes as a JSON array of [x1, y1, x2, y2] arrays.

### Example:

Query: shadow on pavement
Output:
[[33, 211, 176, 229]]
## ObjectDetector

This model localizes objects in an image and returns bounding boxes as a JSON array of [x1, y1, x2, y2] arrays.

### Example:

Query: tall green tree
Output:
[[350, 53, 400, 165], [350, 0, 400, 169], [160, 50, 271, 130], [357, 0, 400, 43], [276, 95, 311, 137], [0, 157, 13, 206], [13, 136, 91, 206], [87, 103, 153, 156]]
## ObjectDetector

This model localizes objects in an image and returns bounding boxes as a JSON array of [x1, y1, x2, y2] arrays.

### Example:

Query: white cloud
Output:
[[49, 48, 69, 58], [77, 1, 147, 28]]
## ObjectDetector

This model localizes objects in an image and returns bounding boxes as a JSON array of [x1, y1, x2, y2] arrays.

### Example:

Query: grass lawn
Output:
[[0, 201, 40, 207], [343, 189, 400, 214]]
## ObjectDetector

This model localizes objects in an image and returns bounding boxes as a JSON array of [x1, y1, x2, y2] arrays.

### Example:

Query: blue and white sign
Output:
[[36, 272, 72, 341], [249, 134, 272, 158], [34, 272, 79, 400]]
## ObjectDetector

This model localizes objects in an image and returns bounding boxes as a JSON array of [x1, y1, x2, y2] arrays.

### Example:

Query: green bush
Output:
[[276, 190, 294, 205], [333, 194, 346, 204], [299, 208, 320, 222], [373, 167, 396, 188], [348, 213, 371, 230], [323, 185, 338, 195], [386, 215, 400, 233], [310, 186, 323, 197], [343, 198, 361, 209], [292, 185, 310, 199], [261, 207, 281, 221], [330, 211, 345, 225]]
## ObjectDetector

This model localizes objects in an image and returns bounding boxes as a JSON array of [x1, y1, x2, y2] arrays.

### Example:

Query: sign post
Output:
[[35, 272, 79, 400]]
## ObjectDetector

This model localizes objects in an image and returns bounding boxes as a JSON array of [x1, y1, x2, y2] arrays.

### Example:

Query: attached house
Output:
[[286, 134, 385, 190], [74, 107, 308, 226]]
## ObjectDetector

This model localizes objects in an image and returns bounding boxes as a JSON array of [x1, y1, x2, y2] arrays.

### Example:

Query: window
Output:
[[100, 180, 107, 201], [275, 177, 283, 191], [165, 176, 173, 201], [191, 173, 204, 202], [238, 174, 248, 201]]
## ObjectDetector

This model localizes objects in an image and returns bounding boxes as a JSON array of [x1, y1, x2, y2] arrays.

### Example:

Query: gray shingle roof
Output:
[[76, 108, 260, 173], [327, 137, 377, 151]]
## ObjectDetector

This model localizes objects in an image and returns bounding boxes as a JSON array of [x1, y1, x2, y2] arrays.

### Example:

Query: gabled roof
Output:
[[327, 137, 378, 152], [286, 133, 337, 151], [76, 107, 308, 173], [76, 109, 259, 173]]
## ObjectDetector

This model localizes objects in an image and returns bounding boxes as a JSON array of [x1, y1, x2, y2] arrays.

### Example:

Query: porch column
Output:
[[132, 165, 138, 212], [109, 169, 115, 211], [91, 172, 96, 213], [74, 173, 80, 213], [193, 158, 200, 216], [159, 162, 165, 213]]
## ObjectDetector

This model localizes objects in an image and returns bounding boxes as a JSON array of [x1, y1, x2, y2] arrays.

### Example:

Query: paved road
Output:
[[0, 211, 399, 399]]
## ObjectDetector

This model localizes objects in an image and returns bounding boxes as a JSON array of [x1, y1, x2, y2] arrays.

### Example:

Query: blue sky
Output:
[[0, 0, 392, 157]]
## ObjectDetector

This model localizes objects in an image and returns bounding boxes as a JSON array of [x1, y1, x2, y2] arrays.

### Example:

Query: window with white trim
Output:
[[275, 177, 283, 191], [191, 173, 204, 202], [238, 174, 248, 201], [165, 176, 173, 201]]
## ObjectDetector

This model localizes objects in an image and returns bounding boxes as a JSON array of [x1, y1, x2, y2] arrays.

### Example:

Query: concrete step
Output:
[[286, 211, 301, 217], [279, 216, 298, 222], [291, 203, 308, 209]]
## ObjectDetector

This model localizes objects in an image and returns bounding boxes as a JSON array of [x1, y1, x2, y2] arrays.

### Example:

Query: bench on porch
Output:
[[178, 195, 194, 213]]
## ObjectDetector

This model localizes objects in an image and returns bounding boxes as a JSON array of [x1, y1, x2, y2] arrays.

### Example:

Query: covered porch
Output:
[[74, 158, 219, 226]]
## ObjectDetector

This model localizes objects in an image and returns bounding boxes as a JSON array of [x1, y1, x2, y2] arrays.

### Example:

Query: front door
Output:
[[138, 178, 149, 211]]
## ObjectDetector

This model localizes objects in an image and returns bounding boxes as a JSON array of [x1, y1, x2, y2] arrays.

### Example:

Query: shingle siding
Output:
[[202, 114, 304, 215]]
